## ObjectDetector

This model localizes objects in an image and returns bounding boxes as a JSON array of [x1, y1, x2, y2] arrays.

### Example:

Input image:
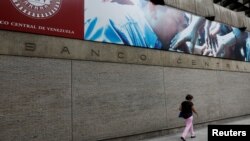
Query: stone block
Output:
[[216, 71, 250, 118], [0, 56, 71, 141], [163, 67, 220, 127], [72, 61, 166, 141]]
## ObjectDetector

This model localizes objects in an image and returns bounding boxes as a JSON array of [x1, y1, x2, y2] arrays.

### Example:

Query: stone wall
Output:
[[1, 31, 250, 141], [1, 55, 250, 141]]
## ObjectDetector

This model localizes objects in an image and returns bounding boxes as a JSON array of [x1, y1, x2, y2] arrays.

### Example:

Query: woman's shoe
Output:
[[180, 137, 186, 141], [191, 135, 196, 138]]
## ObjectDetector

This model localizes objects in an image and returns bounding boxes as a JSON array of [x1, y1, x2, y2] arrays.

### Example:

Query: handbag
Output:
[[178, 112, 183, 118]]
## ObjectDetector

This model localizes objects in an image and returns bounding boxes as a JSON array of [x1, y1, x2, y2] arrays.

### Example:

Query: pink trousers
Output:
[[182, 116, 195, 139]]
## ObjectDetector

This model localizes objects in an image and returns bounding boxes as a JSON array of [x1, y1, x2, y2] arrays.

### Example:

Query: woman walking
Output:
[[179, 94, 198, 141]]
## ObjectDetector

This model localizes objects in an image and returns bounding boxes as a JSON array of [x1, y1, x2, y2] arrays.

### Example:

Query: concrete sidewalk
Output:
[[142, 116, 250, 141]]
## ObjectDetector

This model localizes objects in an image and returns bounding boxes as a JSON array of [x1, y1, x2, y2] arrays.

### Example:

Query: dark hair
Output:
[[150, 0, 165, 5], [186, 94, 193, 100]]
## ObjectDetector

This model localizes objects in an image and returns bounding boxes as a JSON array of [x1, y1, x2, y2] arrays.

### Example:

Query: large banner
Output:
[[0, 0, 83, 39], [84, 0, 250, 62], [1, 0, 250, 62]]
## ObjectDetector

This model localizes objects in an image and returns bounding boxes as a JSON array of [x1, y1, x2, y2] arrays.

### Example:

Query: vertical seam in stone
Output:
[[71, 60, 74, 141], [162, 67, 168, 129]]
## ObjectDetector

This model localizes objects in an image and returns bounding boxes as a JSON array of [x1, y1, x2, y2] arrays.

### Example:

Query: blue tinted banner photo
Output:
[[84, 0, 250, 62], [1, 0, 250, 62]]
